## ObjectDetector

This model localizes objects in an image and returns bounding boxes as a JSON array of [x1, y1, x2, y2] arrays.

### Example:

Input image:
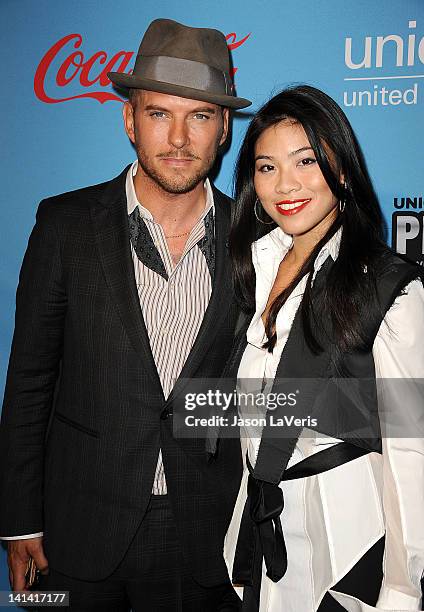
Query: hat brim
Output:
[[108, 72, 252, 109]]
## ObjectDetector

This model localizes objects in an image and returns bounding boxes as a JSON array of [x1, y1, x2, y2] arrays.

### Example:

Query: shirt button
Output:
[[161, 327, 169, 335]]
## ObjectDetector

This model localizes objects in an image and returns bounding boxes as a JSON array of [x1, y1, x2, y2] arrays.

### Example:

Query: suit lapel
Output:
[[90, 167, 163, 393], [167, 187, 234, 403]]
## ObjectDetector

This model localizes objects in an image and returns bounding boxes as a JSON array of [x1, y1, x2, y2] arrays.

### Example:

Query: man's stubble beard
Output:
[[135, 133, 223, 195]]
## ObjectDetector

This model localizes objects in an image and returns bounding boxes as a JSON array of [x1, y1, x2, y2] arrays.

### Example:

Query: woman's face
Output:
[[253, 120, 340, 241]]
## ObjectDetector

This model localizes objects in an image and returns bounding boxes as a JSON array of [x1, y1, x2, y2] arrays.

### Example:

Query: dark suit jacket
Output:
[[0, 166, 242, 586]]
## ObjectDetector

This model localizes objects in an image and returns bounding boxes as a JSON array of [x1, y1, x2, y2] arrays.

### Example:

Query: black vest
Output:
[[224, 250, 423, 483]]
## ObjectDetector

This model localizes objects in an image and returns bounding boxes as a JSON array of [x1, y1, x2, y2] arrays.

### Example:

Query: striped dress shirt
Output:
[[126, 161, 214, 495]]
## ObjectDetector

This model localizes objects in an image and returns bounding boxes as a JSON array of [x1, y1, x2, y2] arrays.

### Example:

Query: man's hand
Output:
[[7, 537, 49, 591]]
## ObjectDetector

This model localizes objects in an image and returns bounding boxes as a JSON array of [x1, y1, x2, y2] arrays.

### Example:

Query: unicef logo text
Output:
[[343, 20, 422, 107]]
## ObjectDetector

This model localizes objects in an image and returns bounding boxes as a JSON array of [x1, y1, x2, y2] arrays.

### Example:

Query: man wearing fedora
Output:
[[0, 18, 251, 611]]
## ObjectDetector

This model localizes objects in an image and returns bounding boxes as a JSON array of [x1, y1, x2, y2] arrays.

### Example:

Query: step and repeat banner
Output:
[[1, 0, 423, 595]]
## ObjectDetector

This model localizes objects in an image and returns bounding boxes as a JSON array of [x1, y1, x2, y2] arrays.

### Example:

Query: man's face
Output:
[[123, 90, 229, 194]]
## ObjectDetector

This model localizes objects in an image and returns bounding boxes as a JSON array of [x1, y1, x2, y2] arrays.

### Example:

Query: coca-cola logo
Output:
[[34, 32, 251, 104]]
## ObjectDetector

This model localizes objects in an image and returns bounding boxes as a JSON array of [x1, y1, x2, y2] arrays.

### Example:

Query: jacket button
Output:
[[160, 409, 171, 420]]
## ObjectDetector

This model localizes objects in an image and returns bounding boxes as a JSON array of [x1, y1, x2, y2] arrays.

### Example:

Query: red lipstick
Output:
[[275, 198, 312, 216]]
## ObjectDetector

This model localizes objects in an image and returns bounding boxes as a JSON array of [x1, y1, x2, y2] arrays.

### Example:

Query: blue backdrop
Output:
[[1, 0, 423, 598]]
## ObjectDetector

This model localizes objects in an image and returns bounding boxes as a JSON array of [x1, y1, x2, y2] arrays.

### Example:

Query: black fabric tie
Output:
[[233, 443, 372, 612], [128, 206, 216, 280]]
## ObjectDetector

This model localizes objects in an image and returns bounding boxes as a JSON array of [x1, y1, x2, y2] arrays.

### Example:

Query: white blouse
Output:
[[224, 227, 424, 611]]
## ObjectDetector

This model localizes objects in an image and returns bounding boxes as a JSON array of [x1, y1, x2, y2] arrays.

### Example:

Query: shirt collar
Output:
[[252, 225, 342, 278], [126, 160, 215, 220], [252, 226, 293, 266], [313, 226, 342, 277]]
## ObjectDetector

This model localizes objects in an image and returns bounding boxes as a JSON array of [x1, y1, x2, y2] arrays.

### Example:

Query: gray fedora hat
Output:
[[108, 18, 251, 109]]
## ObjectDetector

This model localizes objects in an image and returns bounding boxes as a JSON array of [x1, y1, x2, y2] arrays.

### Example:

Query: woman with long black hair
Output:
[[220, 85, 424, 611]]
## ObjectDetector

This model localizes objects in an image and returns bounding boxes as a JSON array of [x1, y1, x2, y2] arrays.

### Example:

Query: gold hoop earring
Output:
[[254, 198, 274, 225]]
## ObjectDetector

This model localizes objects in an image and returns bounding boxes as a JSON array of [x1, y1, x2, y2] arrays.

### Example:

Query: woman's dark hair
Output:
[[230, 85, 387, 359]]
